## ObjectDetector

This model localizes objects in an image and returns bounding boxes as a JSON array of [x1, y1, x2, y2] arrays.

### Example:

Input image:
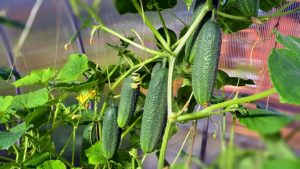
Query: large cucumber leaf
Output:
[[268, 31, 300, 105]]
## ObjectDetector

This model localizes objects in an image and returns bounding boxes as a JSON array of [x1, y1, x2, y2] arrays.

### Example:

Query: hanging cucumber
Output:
[[102, 105, 121, 159], [140, 68, 168, 153], [117, 74, 140, 128], [237, 0, 259, 17], [192, 20, 222, 106], [185, 3, 212, 64]]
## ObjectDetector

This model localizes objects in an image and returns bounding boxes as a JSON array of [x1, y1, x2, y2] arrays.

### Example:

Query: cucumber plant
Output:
[[1, 0, 300, 169]]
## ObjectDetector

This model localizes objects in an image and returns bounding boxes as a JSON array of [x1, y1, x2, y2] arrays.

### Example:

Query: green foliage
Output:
[[260, 0, 286, 12], [217, 0, 253, 33], [237, 109, 293, 135], [1, 1, 300, 168], [0, 123, 28, 150], [11, 88, 49, 110], [215, 70, 255, 89], [56, 54, 89, 82], [13, 68, 55, 87], [268, 31, 300, 105], [85, 141, 106, 165], [37, 160, 66, 169]]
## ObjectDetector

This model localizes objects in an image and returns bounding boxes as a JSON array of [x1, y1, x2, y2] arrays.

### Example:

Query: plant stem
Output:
[[259, 6, 300, 20], [157, 54, 176, 169], [157, 9, 170, 46], [173, 3, 210, 56], [216, 10, 250, 21], [92, 25, 162, 56], [111, 54, 163, 90], [59, 132, 73, 156], [158, 120, 173, 169], [0, 155, 15, 163], [167, 57, 175, 116], [121, 115, 142, 139], [177, 88, 277, 121], [276, 0, 296, 14], [131, 0, 170, 52], [227, 116, 236, 169], [72, 125, 77, 166], [22, 136, 28, 162], [170, 126, 193, 167]]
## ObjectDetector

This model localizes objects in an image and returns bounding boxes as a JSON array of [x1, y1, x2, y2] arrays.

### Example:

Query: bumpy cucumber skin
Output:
[[192, 21, 222, 106], [140, 68, 168, 153], [185, 4, 212, 64], [237, 0, 259, 17], [117, 77, 140, 128], [102, 106, 121, 159]]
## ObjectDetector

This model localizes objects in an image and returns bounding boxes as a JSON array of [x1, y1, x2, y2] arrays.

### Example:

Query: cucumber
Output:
[[117, 75, 140, 128], [140, 68, 168, 153], [237, 0, 259, 17], [192, 21, 222, 106], [185, 4, 212, 64], [151, 62, 162, 78], [102, 105, 121, 159]]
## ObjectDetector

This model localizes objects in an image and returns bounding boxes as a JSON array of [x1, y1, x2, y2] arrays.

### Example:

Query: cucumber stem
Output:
[[177, 88, 277, 121]]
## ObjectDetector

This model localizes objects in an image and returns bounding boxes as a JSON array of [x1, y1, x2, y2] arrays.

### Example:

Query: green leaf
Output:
[[12, 88, 49, 110], [85, 141, 106, 165], [215, 70, 255, 89], [273, 29, 300, 53], [263, 159, 300, 169], [237, 109, 293, 135], [264, 134, 297, 160], [155, 27, 177, 49], [0, 122, 28, 150], [217, 1, 252, 33], [49, 80, 98, 92], [260, 0, 285, 12], [114, 0, 177, 14], [0, 96, 13, 113], [37, 160, 66, 169], [56, 54, 89, 82], [0, 67, 21, 80], [13, 68, 55, 87], [26, 106, 51, 129], [0, 16, 25, 29], [184, 0, 193, 10], [268, 48, 300, 105]]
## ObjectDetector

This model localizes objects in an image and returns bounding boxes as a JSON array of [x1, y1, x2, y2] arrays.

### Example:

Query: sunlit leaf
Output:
[[263, 159, 300, 169], [56, 54, 89, 82], [13, 68, 55, 87], [0, 123, 28, 150], [37, 160, 66, 169], [12, 88, 49, 110], [85, 141, 106, 165], [0, 96, 13, 113]]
